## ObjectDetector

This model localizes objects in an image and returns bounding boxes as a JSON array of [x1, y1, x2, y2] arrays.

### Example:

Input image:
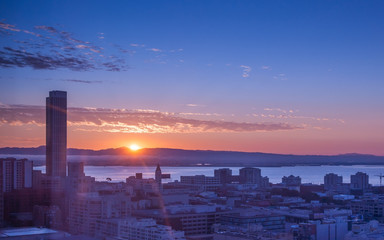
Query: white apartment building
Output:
[[95, 217, 186, 240]]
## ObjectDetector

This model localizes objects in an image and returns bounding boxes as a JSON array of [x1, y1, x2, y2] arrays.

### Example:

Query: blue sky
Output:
[[1, 1, 384, 154]]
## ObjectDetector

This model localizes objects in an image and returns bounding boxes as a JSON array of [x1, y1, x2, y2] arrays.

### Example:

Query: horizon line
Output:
[[0, 145, 383, 157]]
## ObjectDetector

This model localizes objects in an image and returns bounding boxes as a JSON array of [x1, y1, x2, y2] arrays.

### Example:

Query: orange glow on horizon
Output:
[[128, 144, 141, 151]]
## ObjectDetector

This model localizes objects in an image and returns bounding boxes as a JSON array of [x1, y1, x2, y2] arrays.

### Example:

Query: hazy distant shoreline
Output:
[[1, 145, 384, 168], [0, 154, 384, 167]]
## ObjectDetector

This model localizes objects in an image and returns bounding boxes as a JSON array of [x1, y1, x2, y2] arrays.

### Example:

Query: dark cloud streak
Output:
[[62, 79, 102, 84], [0, 22, 129, 71]]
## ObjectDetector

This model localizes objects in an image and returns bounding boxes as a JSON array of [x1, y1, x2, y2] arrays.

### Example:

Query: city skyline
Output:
[[1, 1, 384, 155]]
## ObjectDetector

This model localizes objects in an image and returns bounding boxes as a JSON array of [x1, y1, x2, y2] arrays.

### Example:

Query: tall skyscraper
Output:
[[46, 91, 67, 177]]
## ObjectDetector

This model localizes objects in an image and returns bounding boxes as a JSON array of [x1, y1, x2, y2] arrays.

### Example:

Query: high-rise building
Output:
[[282, 175, 302, 186], [46, 90, 67, 177], [324, 173, 343, 191], [239, 167, 261, 185], [350, 172, 369, 191], [214, 168, 232, 184], [0, 158, 33, 192]]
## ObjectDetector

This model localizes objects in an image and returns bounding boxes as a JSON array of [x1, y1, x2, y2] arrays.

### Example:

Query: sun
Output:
[[129, 144, 141, 151]]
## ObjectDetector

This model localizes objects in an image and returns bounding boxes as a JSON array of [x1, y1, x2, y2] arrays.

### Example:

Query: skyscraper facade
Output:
[[46, 91, 67, 177]]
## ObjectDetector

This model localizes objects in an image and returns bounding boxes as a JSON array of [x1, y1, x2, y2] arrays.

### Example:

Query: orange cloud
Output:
[[0, 104, 301, 134]]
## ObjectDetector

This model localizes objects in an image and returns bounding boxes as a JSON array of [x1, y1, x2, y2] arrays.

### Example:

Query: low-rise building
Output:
[[282, 175, 301, 187], [219, 209, 285, 231], [345, 220, 384, 240], [180, 175, 221, 191], [291, 218, 348, 240], [133, 204, 232, 236], [68, 192, 132, 236], [350, 196, 384, 222], [95, 217, 186, 240]]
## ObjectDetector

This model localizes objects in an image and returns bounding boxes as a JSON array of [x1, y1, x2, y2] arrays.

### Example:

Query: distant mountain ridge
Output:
[[0, 146, 383, 167]]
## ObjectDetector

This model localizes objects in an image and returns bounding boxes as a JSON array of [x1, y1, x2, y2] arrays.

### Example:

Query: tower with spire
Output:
[[155, 163, 162, 191]]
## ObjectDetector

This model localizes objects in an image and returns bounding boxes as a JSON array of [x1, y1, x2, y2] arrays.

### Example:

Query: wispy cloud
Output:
[[130, 43, 145, 47], [261, 65, 271, 70], [0, 21, 128, 71], [273, 73, 287, 81], [34, 25, 58, 33], [0, 104, 302, 133], [240, 65, 251, 78], [186, 104, 205, 107], [0, 22, 21, 32], [264, 108, 295, 114], [97, 32, 104, 39], [253, 108, 345, 124], [147, 48, 162, 52], [179, 112, 222, 117], [169, 48, 183, 52]]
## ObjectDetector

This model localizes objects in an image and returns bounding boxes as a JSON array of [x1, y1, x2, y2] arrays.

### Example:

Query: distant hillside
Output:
[[0, 146, 383, 167]]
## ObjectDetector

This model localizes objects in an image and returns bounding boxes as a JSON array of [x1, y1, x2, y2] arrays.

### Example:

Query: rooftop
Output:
[[0, 227, 57, 237]]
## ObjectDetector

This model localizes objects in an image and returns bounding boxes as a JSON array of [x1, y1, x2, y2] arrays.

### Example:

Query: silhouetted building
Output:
[[68, 162, 85, 178], [282, 175, 301, 186], [46, 90, 67, 177], [135, 173, 143, 179], [0, 158, 32, 192], [350, 172, 369, 192], [324, 173, 343, 191], [214, 168, 232, 184], [155, 163, 162, 191], [260, 176, 270, 188], [66, 162, 95, 194], [239, 167, 261, 185]]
